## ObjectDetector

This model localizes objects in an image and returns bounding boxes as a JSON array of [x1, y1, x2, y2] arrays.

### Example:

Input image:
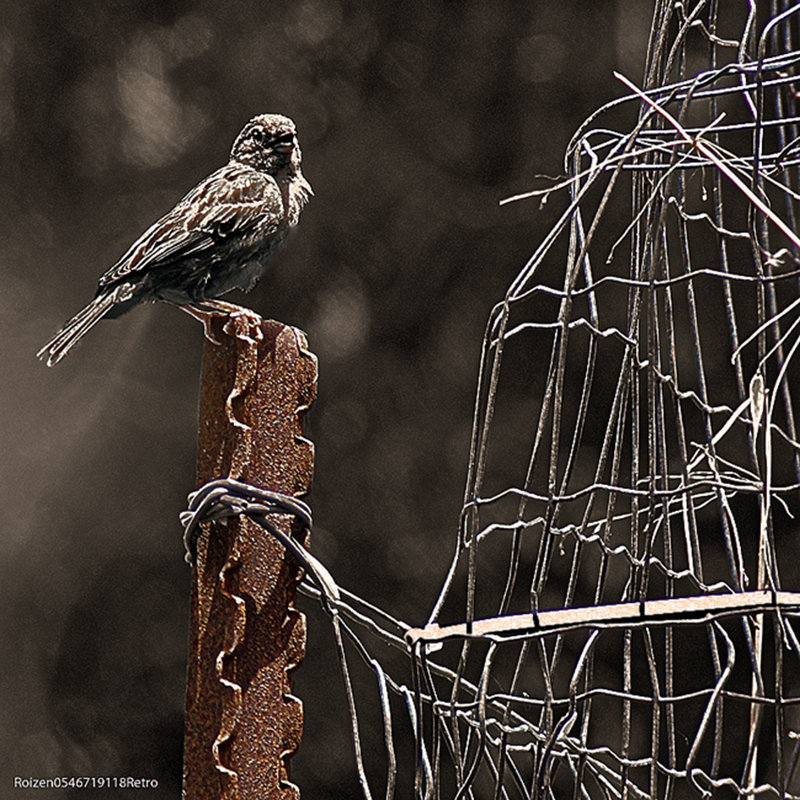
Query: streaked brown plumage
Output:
[[38, 113, 312, 366]]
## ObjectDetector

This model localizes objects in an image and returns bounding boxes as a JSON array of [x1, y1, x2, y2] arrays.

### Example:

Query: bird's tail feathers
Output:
[[37, 285, 133, 367]]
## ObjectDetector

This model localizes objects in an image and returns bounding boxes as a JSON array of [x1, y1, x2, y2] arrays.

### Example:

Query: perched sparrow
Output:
[[38, 113, 312, 366]]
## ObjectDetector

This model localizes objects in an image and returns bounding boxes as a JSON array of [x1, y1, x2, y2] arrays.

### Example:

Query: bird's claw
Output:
[[201, 314, 224, 346], [179, 304, 226, 345]]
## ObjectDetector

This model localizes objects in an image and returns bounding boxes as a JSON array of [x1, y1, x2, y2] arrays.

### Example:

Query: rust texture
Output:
[[183, 312, 317, 800]]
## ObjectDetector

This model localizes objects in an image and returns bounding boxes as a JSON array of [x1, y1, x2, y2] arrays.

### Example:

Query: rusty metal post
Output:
[[183, 312, 317, 800]]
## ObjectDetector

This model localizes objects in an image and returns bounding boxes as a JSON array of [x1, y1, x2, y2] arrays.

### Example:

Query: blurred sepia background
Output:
[[0, 1, 648, 797]]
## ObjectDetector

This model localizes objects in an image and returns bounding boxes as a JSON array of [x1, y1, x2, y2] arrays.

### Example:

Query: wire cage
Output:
[[302, 3, 800, 799]]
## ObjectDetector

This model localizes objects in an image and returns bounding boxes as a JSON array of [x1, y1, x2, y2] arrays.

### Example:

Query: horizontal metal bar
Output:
[[406, 590, 800, 645]]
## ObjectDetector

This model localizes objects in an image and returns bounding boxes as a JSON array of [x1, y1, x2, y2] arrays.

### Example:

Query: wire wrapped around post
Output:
[[182, 311, 317, 800]]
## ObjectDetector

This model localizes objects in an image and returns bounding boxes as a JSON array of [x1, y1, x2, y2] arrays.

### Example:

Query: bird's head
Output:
[[231, 113, 305, 178]]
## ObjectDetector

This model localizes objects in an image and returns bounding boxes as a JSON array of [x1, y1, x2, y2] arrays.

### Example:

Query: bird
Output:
[[37, 113, 312, 366]]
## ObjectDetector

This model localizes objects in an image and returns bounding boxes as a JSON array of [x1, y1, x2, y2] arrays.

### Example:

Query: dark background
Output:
[[0, 1, 648, 797]]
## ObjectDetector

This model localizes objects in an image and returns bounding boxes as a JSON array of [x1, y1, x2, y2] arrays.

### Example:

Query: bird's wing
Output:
[[98, 164, 283, 287]]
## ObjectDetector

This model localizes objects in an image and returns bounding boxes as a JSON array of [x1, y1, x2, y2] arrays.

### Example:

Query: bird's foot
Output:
[[195, 299, 246, 315], [181, 301, 264, 345], [179, 304, 224, 345]]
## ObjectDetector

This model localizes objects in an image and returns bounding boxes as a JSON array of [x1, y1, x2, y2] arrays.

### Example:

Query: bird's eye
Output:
[[250, 128, 264, 143]]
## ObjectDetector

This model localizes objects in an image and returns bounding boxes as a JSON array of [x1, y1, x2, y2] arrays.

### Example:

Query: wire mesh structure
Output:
[[293, 4, 800, 798]]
